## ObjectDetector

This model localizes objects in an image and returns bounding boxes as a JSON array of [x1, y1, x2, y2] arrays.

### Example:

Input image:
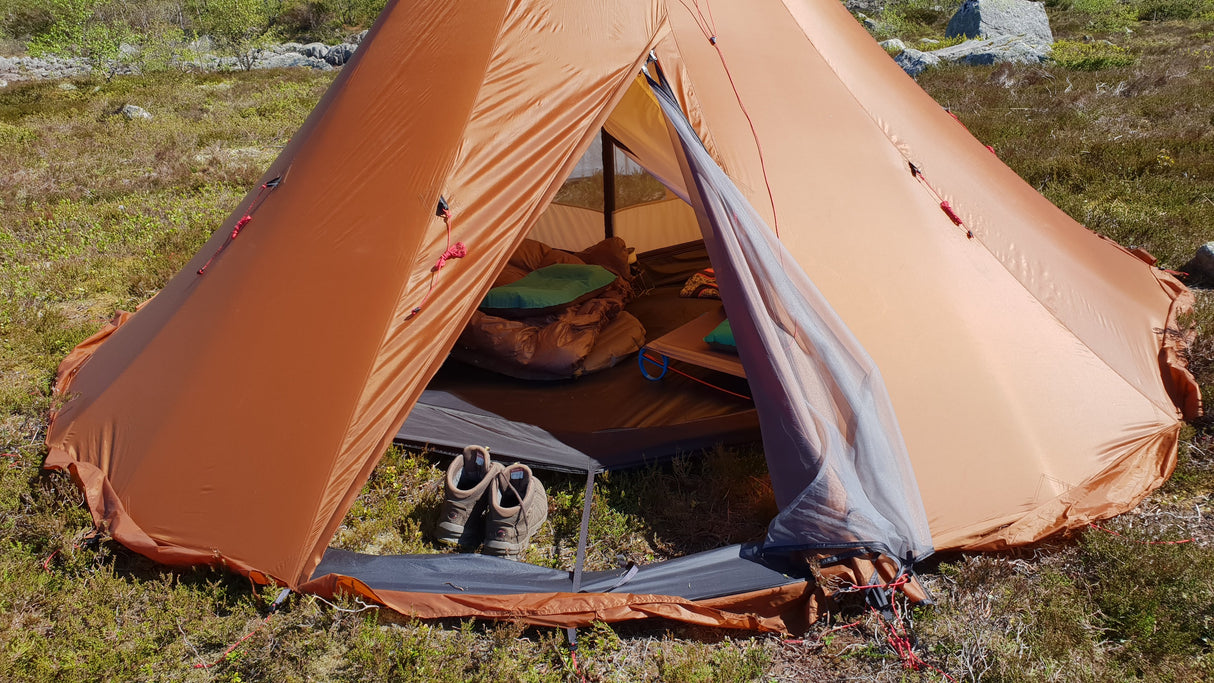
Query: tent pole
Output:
[[601, 130, 615, 239], [570, 469, 596, 592], [565, 468, 597, 650]]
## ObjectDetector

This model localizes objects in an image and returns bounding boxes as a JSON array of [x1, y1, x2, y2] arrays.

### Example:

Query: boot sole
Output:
[[483, 535, 535, 559], [436, 521, 480, 548]]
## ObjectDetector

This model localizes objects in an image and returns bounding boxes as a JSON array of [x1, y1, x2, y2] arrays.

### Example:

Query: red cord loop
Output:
[[869, 603, 958, 681], [409, 202, 468, 319], [939, 201, 963, 227], [838, 572, 911, 593], [230, 214, 252, 239], [197, 179, 279, 276], [434, 242, 467, 271]]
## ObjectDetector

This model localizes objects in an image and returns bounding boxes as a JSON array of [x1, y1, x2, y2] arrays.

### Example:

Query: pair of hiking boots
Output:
[[436, 446, 548, 559]]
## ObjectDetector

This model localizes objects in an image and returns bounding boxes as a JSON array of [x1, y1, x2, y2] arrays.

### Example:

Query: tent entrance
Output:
[[394, 240, 760, 474], [396, 94, 762, 474]]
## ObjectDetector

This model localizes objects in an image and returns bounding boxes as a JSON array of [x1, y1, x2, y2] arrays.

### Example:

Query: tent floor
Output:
[[395, 243, 760, 472]]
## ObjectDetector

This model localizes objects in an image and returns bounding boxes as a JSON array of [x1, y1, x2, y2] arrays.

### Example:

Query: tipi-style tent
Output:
[[44, 0, 1199, 632]]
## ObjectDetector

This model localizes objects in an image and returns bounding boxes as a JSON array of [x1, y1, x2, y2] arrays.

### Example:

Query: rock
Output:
[[351, 30, 370, 44], [254, 53, 332, 71], [300, 42, 330, 60], [58, 82, 77, 91], [893, 35, 1049, 76], [930, 35, 1051, 66], [863, 17, 881, 31], [946, 0, 1053, 45], [845, 0, 887, 14], [895, 48, 942, 77], [1187, 242, 1214, 282], [120, 104, 152, 120], [325, 43, 356, 67], [920, 38, 940, 45], [880, 38, 906, 53]]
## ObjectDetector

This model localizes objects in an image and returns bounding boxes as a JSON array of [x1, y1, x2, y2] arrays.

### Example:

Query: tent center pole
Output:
[[601, 130, 616, 239]]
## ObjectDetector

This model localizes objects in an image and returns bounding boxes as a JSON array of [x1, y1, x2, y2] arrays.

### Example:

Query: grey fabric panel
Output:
[[397, 390, 602, 473], [314, 543, 800, 601], [395, 393, 761, 474], [649, 78, 934, 563]]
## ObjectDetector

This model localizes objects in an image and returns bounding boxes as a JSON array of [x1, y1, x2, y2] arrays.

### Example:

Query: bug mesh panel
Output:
[[649, 78, 933, 565]]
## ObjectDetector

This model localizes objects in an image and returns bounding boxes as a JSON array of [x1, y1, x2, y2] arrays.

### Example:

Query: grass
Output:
[[0, 4, 1213, 681]]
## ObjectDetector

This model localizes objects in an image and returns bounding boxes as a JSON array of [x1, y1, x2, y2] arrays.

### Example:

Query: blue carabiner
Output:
[[638, 350, 669, 381]]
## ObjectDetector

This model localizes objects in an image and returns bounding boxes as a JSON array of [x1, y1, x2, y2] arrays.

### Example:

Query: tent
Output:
[[44, 0, 1199, 633]]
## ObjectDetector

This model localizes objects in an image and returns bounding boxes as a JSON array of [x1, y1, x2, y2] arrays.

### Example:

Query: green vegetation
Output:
[[194, 0, 278, 71], [553, 170, 670, 211], [876, 0, 959, 40], [1051, 38, 1137, 68], [0, 0, 389, 62], [0, 2, 1212, 681], [26, 0, 136, 79]]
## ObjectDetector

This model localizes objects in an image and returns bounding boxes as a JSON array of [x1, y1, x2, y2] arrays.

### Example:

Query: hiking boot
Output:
[[436, 446, 503, 548], [484, 463, 548, 560]]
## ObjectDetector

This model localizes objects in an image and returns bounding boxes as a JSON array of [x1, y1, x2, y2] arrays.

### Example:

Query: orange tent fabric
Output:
[[44, 0, 1198, 630]]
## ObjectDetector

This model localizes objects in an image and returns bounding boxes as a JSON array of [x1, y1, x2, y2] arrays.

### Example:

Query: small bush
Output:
[[0, 0, 52, 40], [1072, 0, 1142, 30], [1051, 39, 1137, 69], [277, 0, 337, 40], [1136, 0, 1214, 20], [878, 0, 955, 40]]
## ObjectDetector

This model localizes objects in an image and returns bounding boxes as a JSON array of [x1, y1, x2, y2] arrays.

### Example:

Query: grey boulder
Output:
[[325, 43, 356, 67], [299, 42, 330, 60], [894, 48, 942, 77], [930, 35, 1051, 65], [255, 52, 332, 71], [947, 0, 1053, 44], [1185, 242, 1214, 282], [120, 104, 152, 120]]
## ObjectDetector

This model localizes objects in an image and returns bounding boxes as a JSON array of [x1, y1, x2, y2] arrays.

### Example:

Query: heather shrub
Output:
[[1051, 38, 1137, 69]]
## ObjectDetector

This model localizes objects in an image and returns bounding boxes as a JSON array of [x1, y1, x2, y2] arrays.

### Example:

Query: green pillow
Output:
[[481, 264, 617, 315], [703, 319, 737, 354]]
